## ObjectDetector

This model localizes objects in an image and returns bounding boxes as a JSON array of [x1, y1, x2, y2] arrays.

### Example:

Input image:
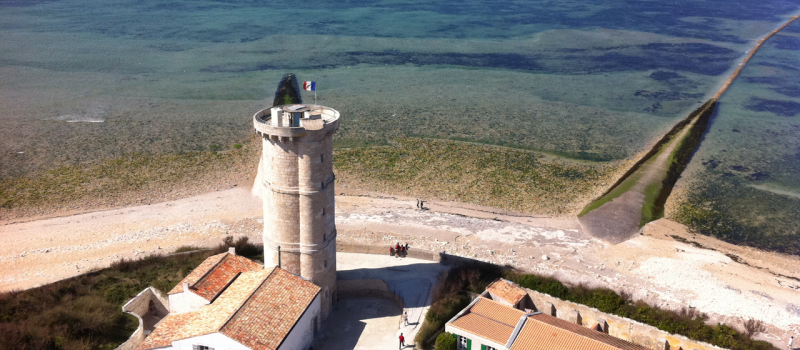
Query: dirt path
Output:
[[578, 114, 698, 242], [1, 189, 798, 347]]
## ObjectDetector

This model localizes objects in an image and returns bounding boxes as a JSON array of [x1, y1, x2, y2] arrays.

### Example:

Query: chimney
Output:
[[228, 246, 236, 255], [182, 281, 190, 293]]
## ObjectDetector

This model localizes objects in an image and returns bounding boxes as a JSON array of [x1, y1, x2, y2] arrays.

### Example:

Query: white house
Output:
[[138, 251, 321, 350], [445, 279, 650, 350]]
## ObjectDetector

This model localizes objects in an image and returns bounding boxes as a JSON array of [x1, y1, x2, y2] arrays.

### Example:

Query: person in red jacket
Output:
[[399, 333, 405, 348]]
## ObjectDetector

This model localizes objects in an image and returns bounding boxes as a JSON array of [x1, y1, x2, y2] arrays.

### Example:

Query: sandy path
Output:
[[0, 188, 263, 291], [578, 112, 697, 243], [1, 188, 798, 346]]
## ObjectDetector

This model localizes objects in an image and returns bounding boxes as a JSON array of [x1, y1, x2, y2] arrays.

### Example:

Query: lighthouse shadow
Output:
[[337, 260, 450, 310], [312, 297, 401, 350]]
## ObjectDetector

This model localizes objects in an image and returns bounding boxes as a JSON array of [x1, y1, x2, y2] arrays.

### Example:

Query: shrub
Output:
[[415, 263, 504, 348], [435, 332, 457, 350]]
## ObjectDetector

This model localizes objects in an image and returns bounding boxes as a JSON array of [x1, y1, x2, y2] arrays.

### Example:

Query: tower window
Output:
[[320, 181, 325, 190], [320, 154, 324, 163], [322, 208, 326, 216], [324, 259, 328, 268]]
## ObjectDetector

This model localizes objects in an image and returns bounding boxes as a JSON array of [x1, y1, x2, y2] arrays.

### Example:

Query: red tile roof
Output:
[[450, 297, 524, 345], [510, 313, 651, 350], [220, 268, 321, 349], [168, 252, 262, 301], [486, 279, 529, 306], [140, 262, 320, 350]]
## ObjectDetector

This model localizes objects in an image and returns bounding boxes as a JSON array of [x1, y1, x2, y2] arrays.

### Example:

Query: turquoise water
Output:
[[3, 0, 797, 176], [674, 18, 800, 254], [0, 0, 799, 250]]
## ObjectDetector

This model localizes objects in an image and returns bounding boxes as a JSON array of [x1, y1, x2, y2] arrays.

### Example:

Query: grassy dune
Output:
[[335, 138, 620, 216]]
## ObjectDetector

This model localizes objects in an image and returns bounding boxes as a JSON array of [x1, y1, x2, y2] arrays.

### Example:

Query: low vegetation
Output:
[[0, 237, 261, 350], [335, 138, 618, 216], [416, 262, 776, 350], [435, 332, 457, 350], [0, 143, 258, 220]]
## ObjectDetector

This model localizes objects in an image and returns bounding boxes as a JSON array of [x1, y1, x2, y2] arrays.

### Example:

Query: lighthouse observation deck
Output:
[[253, 104, 340, 138]]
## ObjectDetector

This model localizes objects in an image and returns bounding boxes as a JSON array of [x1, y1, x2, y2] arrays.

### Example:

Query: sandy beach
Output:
[[1, 187, 798, 347]]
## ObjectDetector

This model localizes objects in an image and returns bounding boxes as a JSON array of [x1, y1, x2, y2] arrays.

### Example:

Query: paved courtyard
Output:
[[312, 252, 449, 350]]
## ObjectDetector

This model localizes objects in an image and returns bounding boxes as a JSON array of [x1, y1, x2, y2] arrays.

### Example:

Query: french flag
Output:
[[303, 81, 316, 91]]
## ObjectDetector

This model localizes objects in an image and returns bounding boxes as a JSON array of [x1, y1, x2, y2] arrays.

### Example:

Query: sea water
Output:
[[674, 19, 800, 254], [0, 0, 798, 249]]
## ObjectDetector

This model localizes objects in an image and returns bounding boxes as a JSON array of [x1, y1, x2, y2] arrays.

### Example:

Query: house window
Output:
[[193, 345, 214, 350], [486, 346, 498, 350], [458, 336, 469, 350]]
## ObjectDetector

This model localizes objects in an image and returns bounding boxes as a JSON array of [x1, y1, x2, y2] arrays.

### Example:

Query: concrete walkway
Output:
[[314, 252, 449, 350]]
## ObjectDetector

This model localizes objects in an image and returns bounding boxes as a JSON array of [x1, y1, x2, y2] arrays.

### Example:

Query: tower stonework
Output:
[[253, 104, 339, 318]]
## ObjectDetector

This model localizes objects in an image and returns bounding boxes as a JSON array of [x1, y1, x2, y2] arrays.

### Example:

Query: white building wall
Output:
[[171, 333, 249, 350], [445, 324, 508, 350], [277, 294, 321, 350], [168, 291, 209, 315]]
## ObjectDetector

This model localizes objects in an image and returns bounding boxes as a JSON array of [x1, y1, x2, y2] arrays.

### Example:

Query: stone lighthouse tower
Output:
[[252, 104, 340, 318]]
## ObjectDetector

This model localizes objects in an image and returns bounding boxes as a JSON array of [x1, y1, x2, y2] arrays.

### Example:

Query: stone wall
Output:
[[338, 243, 441, 262], [116, 287, 169, 350], [525, 289, 726, 350]]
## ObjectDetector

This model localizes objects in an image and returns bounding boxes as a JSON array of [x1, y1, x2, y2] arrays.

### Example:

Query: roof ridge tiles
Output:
[[193, 253, 231, 289]]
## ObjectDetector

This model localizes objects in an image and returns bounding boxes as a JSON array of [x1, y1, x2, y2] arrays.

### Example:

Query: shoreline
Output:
[[1, 187, 798, 348]]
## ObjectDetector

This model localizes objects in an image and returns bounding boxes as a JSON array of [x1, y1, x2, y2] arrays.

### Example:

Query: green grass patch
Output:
[[0, 237, 261, 349], [0, 142, 258, 220], [334, 138, 618, 216], [639, 182, 664, 226], [578, 171, 642, 216], [173, 246, 206, 253]]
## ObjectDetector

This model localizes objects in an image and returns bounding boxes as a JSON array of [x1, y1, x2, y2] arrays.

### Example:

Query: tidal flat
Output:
[[667, 21, 800, 256], [1, 0, 799, 253]]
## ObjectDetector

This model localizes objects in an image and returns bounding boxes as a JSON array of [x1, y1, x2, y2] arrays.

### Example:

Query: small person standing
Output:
[[403, 311, 408, 326], [399, 333, 405, 349], [789, 335, 794, 350]]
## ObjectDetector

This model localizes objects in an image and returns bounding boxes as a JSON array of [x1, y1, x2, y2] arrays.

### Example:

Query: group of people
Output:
[[390, 242, 410, 257]]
